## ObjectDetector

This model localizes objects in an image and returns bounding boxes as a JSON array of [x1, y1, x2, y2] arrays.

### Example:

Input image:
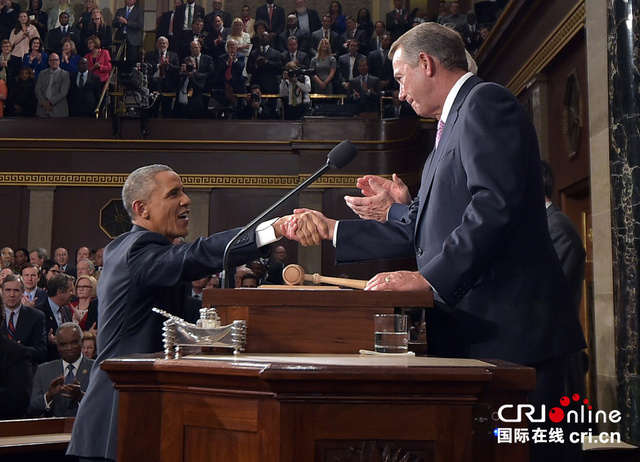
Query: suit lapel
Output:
[[415, 75, 482, 228]]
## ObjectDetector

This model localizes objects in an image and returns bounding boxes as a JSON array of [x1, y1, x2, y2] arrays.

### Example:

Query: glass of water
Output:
[[374, 314, 409, 353]]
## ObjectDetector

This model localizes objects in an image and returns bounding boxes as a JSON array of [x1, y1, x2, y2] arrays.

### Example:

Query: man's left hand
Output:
[[365, 271, 431, 292]]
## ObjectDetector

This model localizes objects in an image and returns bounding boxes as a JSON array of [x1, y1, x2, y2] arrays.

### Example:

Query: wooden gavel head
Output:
[[282, 264, 306, 286]]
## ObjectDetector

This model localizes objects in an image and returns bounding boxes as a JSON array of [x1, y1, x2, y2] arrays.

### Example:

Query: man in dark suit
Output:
[[338, 16, 366, 56], [173, 55, 207, 118], [172, 0, 205, 44], [280, 36, 309, 69], [346, 58, 380, 115], [145, 36, 180, 118], [28, 322, 94, 417], [310, 14, 339, 57], [368, 21, 387, 54], [1, 273, 47, 364], [178, 16, 211, 60], [35, 273, 74, 362], [68, 57, 101, 117], [156, 0, 183, 47], [336, 40, 364, 93], [203, 14, 228, 60], [21, 263, 49, 308], [216, 39, 245, 94], [45, 12, 79, 56], [204, 0, 231, 30], [247, 30, 282, 95], [385, 0, 410, 42], [291, 0, 321, 36], [286, 24, 586, 462], [113, 0, 144, 63], [277, 14, 310, 53], [367, 35, 396, 92], [255, 0, 286, 38], [382, 90, 416, 119], [188, 40, 214, 106], [67, 164, 290, 461]]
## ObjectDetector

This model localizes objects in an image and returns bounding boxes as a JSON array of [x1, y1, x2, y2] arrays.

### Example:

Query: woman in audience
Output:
[[6, 66, 37, 116], [85, 35, 111, 83], [226, 17, 251, 55], [309, 38, 336, 95], [356, 8, 374, 42], [250, 20, 268, 48], [329, 1, 346, 36], [22, 36, 48, 80], [9, 12, 40, 60], [0, 39, 20, 85], [60, 38, 80, 74], [241, 4, 255, 38], [71, 275, 98, 331], [77, 0, 98, 34], [26, 0, 48, 42], [81, 9, 111, 56], [37, 259, 60, 288], [81, 331, 97, 359]]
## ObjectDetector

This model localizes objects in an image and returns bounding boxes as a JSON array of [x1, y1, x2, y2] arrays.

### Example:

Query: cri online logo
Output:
[[495, 393, 621, 424]]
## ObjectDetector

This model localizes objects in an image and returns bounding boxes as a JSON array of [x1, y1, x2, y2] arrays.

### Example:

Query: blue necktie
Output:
[[65, 364, 75, 384]]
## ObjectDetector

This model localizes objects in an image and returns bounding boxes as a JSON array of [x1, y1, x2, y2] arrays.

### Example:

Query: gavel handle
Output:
[[305, 273, 367, 290]]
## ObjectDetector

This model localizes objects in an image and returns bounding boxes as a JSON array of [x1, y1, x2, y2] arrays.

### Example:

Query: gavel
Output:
[[282, 264, 367, 290]]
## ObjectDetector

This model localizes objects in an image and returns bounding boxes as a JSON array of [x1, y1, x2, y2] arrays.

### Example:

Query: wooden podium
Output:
[[202, 288, 432, 353], [103, 289, 534, 462]]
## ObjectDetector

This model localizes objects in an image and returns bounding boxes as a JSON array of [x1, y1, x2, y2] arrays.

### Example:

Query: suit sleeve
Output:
[[0, 342, 33, 419], [28, 364, 49, 417], [31, 310, 48, 363]]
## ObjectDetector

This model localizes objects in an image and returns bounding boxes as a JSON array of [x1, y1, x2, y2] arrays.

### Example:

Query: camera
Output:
[[250, 92, 261, 102], [287, 67, 303, 79], [185, 62, 195, 73]]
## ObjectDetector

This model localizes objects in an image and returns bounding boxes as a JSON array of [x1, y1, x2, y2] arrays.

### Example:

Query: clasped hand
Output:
[[281, 209, 335, 246]]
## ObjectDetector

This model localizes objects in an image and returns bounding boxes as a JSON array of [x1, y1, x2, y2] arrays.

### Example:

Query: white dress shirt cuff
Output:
[[256, 218, 280, 247]]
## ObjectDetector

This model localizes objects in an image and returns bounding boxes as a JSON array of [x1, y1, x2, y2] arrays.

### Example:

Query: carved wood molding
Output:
[[508, 1, 586, 96]]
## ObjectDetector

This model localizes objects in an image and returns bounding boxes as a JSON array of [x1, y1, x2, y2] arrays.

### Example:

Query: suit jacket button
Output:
[[416, 248, 423, 257]]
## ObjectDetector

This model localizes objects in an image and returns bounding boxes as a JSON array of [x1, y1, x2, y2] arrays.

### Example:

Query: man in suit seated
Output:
[[1, 273, 47, 364], [35, 53, 70, 117], [35, 273, 75, 362], [68, 57, 101, 117], [28, 322, 94, 417], [382, 90, 416, 119], [280, 36, 309, 70], [235, 84, 275, 120], [46, 12, 79, 56], [346, 58, 380, 116], [145, 36, 180, 117]]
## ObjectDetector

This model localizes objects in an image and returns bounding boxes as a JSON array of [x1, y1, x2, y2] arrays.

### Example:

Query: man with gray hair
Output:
[[28, 322, 93, 417], [75, 258, 95, 277], [30, 247, 48, 268], [68, 164, 291, 461]]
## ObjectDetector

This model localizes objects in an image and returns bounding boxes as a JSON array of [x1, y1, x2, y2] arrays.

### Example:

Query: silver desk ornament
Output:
[[152, 307, 246, 358]]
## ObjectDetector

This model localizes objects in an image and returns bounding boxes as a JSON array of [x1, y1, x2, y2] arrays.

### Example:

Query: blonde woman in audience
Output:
[[82, 331, 97, 359], [10, 11, 40, 59], [309, 38, 336, 94], [81, 8, 112, 55], [60, 38, 80, 74], [226, 17, 251, 55], [71, 275, 98, 332], [0, 39, 19, 82], [77, 0, 99, 33]]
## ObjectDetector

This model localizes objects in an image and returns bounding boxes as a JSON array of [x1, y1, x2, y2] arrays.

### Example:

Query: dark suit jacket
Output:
[[255, 3, 286, 35], [216, 52, 246, 93], [25, 287, 49, 306], [280, 50, 310, 69], [1, 305, 47, 364], [192, 52, 214, 90], [0, 333, 33, 419], [310, 28, 339, 57], [171, 2, 205, 35], [385, 8, 411, 41], [346, 74, 380, 113], [68, 71, 101, 117], [46, 25, 80, 56], [204, 10, 232, 30], [145, 49, 180, 89], [113, 5, 144, 47], [277, 28, 310, 53], [292, 8, 321, 34], [35, 299, 73, 362], [337, 75, 586, 366], [28, 355, 94, 417], [547, 203, 586, 312], [68, 224, 265, 460], [156, 10, 175, 43], [337, 53, 364, 88], [338, 28, 366, 55], [247, 45, 282, 94], [367, 49, 396, 90], [174, 71, 207, 118], [383, 101, 415, 119]]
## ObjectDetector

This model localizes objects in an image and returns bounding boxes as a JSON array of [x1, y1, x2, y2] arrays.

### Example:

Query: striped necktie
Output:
[[7, 311, 15, 339]]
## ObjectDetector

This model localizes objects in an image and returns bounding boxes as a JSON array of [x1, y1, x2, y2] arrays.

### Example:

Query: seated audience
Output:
[[22, 35, 47, 79], [85, 34, 111, 83], [309, 38, 336, 95], [0, 303, 33, 419], [6, 66, 36, 116], [21, 262, 48, 308], [10, 11, 40, 59], [279, 60, 310, 120], [37, 258, 60, 288], [240, 273, 259, 288], [81, 330, 96, 359], [28, 322, 94, 417], [35, 273, 75, 362], [265, 244, 286, 284], [35, 52, 70, 117]]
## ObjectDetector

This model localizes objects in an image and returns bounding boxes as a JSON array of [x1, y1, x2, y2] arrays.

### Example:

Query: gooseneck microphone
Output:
[[221, 140, 358, 288]]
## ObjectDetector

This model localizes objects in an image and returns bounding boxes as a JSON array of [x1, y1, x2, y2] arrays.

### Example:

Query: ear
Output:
[[418, 52, 435, 77], [131, 200, 148, 219]]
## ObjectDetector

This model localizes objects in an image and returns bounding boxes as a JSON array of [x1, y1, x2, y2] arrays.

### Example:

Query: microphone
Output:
[[221, 140, 358, 288]]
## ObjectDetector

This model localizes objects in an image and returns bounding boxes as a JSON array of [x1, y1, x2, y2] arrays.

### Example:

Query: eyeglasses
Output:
[[77, 285, 92, 290]]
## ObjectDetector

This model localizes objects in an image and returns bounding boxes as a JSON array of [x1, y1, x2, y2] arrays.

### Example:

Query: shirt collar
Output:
[[440, 72, 473, 124], [62, 354, 84, 373]]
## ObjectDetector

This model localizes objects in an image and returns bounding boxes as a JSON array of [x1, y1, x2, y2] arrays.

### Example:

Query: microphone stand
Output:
[[221, 161, 333, 288]]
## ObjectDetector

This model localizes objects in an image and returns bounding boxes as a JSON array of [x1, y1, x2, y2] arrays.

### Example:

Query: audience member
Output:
[[27, 0, 48, 42], [204, 0, 231, 30], [174, 55, 206, 118], [438, 1, 469, 42], [337, 39, 364, 93], [255, 0, 286, 38], [76, 258, 95, 277], [250, 19, 268, 48], [37, 259, 59, 288], [310, 13, 338, 57], [145, 35, 179, 118], [113, 0, 143, 63], [339, 15, 366, 57], [248, 259, 267, 285], [465, 10, 482, 54], [156, 0, 183, 47], [278, 14, 309, 54], [35, 272, 75, 362], [309, 38, 336, 94], [14, 247, 30, 269], [76, 0, 98, 34], [346, 57, 380, 116], [382, 89, 416, 119], [204, 14, 228, 59], [0, 39, 19, 83], [85, 35, 111, 83], [178, 17, 208, 60], [217, 38, 245, 94], [47, 0, 74, 30], [30, 247, 48, 267], [6, 66, 37, 115], [23, 35, 47, 79], [94, 247, 104, 271], [54, 247, 74, 275], [35, 52, 70, 117], [0, 62, 8, 116], [240, 272, 259, 288], [265, 244, 286, 284], [60, 38, 80, 74], [292, 0, 321, 36], [10, 11, 40, 59], [247, 30, 282, 95], [81, 330, 96, 359], [0, 246, 13, 268], [386, 0, 410, 42], [226, 17, 251, 56], [68, 57, 100, 117], [76, 246, 90, 263], [80, 9, 112, 56], [328, 1, 346, 36], [240, 4, 254, 37], [235, 83, 274, 119], [356, 8, 374, 43], [46, 11, 79, 56], [187, 39, 213, 95], [367, 34, 395, 92], [280, 60, 309, 120], [70, 275, 97, 330], [1, 273, 47, 364], [173, 0, 204, 48], [281, 35, 309, 69], [435, 0, 448, 24], [21, 262, 48, 308], [0, 0, 19, 42], [368, 20, 386, 53], [28, 322, 93, 417]]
